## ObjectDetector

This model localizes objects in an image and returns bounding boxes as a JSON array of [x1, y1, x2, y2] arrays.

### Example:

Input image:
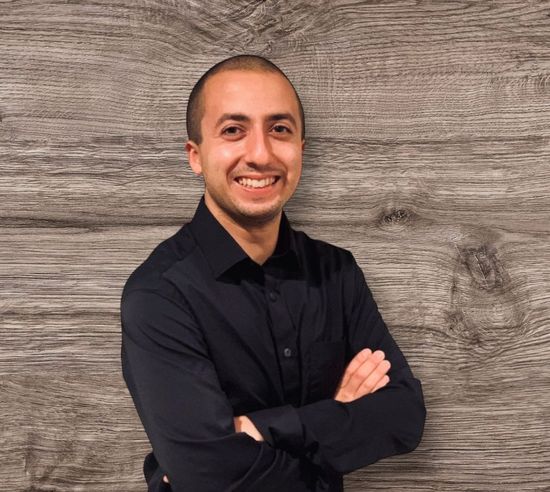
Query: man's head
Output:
[[186, 55, 305, 145], [185, 55, 306, 227]]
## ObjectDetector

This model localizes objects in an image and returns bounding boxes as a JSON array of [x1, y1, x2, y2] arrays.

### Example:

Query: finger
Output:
[[163, 475, 170, 483], [347, 350, 385, 395], [372, 374, 390, 393], [339, 348, 372, 388], [334, 356, 389, 403], [355, 359, 391, 398], [356, 359, 390, 397]]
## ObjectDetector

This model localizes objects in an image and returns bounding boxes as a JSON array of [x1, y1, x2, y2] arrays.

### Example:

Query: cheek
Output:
[[216, 146, 238, 161], [275, 144, 302, 169], [209, 145, 243, 173]]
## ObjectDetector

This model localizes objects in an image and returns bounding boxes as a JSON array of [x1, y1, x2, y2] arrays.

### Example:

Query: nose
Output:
[[244, 127, 272, 166]]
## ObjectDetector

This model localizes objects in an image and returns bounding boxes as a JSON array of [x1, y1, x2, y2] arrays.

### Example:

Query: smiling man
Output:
[[185, 63, 304, 265], [120, 55, 426, 492]]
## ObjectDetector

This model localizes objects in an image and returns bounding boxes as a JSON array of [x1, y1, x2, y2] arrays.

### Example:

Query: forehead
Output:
[[201, 69, 300, 119]]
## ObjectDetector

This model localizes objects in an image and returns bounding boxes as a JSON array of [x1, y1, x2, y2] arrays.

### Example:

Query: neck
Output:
[[204, 195, 281, 265]]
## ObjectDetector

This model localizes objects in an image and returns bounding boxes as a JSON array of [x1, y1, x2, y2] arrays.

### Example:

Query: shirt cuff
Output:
[[245, 404, 305, 453]]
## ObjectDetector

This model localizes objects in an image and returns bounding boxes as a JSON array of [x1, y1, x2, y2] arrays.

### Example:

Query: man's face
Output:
[[186, 69, 305, 226]]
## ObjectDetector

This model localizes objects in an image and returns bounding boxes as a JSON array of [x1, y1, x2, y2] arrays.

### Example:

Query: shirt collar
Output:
[[187, 195, 301, 279]]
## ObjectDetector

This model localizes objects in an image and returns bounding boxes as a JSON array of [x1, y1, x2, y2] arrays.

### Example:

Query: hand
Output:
[[334, 348, 390, 403], [234, 415, 264, 442]]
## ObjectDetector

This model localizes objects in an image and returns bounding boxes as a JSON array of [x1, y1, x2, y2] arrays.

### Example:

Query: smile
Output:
[[235, 176, 279, 189]]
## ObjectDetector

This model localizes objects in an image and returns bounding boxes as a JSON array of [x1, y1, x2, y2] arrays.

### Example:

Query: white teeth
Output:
[[236, 177, 277, 188]]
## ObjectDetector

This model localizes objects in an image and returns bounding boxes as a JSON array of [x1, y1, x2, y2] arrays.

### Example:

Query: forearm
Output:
[[246, 369, 425, 474], [297, 372, 425, 473], [161, 416, 318, 490], [150, 441, 320, 492]]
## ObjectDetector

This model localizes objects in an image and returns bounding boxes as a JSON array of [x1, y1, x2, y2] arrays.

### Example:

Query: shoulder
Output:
[[120, 224, 206, 343], [121, 223, 197, 304]]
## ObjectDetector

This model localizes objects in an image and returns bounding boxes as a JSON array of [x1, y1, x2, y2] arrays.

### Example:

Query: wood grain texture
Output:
[[1, 0, 550, 490]]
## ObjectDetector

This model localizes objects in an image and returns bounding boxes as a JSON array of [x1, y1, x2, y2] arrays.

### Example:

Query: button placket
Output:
[[263, 270, 301, 405]]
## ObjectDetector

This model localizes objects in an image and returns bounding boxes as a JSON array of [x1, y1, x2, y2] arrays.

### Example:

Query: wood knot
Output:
[[379, 208, 414, 227], [447, 241, 527, 353], [462, 244, 508, 292]]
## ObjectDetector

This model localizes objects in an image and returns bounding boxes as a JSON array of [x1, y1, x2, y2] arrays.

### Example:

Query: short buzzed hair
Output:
[[186, 54, 305, 144]]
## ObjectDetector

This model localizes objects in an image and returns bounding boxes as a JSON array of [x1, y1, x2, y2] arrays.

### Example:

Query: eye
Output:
[[272, 124, 291, 134], [222, 126, 243, 136]]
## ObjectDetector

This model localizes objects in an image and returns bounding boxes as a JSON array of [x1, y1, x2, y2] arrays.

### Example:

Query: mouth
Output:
[[234, 176, 280, 190]]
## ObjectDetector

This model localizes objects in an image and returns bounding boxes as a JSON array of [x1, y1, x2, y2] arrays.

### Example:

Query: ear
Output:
[[185, 140, 202, 176], [301, 139, 306, 152]]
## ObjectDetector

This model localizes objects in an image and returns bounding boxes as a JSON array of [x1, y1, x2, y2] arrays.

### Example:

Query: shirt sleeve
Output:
[[246, 251, 426, 475], [120, 287, 325, 492]]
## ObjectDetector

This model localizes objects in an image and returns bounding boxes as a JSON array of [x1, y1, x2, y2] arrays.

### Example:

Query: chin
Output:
[[235, 202, 282, 223]]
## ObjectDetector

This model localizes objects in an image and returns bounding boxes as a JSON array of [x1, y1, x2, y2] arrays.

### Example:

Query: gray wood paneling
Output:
[[1, 0, 549, 490]]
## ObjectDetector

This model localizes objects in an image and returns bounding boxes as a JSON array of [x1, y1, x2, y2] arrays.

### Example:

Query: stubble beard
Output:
[[227, 196, 283, 227], [205, 186, 285, 229]]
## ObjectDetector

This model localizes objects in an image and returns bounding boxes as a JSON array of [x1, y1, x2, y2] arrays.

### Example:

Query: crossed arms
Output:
[[120, 253, 426, 491], [238, 347, 392, 436], [162, 347, 393, 485]]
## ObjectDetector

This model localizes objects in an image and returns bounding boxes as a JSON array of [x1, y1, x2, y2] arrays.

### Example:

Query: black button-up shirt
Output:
[[120, 196, 426, 492]]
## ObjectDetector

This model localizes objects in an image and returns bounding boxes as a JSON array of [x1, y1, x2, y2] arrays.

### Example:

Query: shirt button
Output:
[[268, 291, 278, 302], [283, 347, 292, 358]]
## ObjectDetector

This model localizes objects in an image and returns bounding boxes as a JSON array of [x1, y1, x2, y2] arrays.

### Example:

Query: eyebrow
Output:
[[215, 112, 298, 129]]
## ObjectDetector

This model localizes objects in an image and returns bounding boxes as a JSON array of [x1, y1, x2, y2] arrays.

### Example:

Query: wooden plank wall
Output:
[[1, 1, 549, 490]]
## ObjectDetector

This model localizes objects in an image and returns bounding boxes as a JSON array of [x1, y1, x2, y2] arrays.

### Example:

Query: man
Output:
[[120, 54, 426, 492]]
